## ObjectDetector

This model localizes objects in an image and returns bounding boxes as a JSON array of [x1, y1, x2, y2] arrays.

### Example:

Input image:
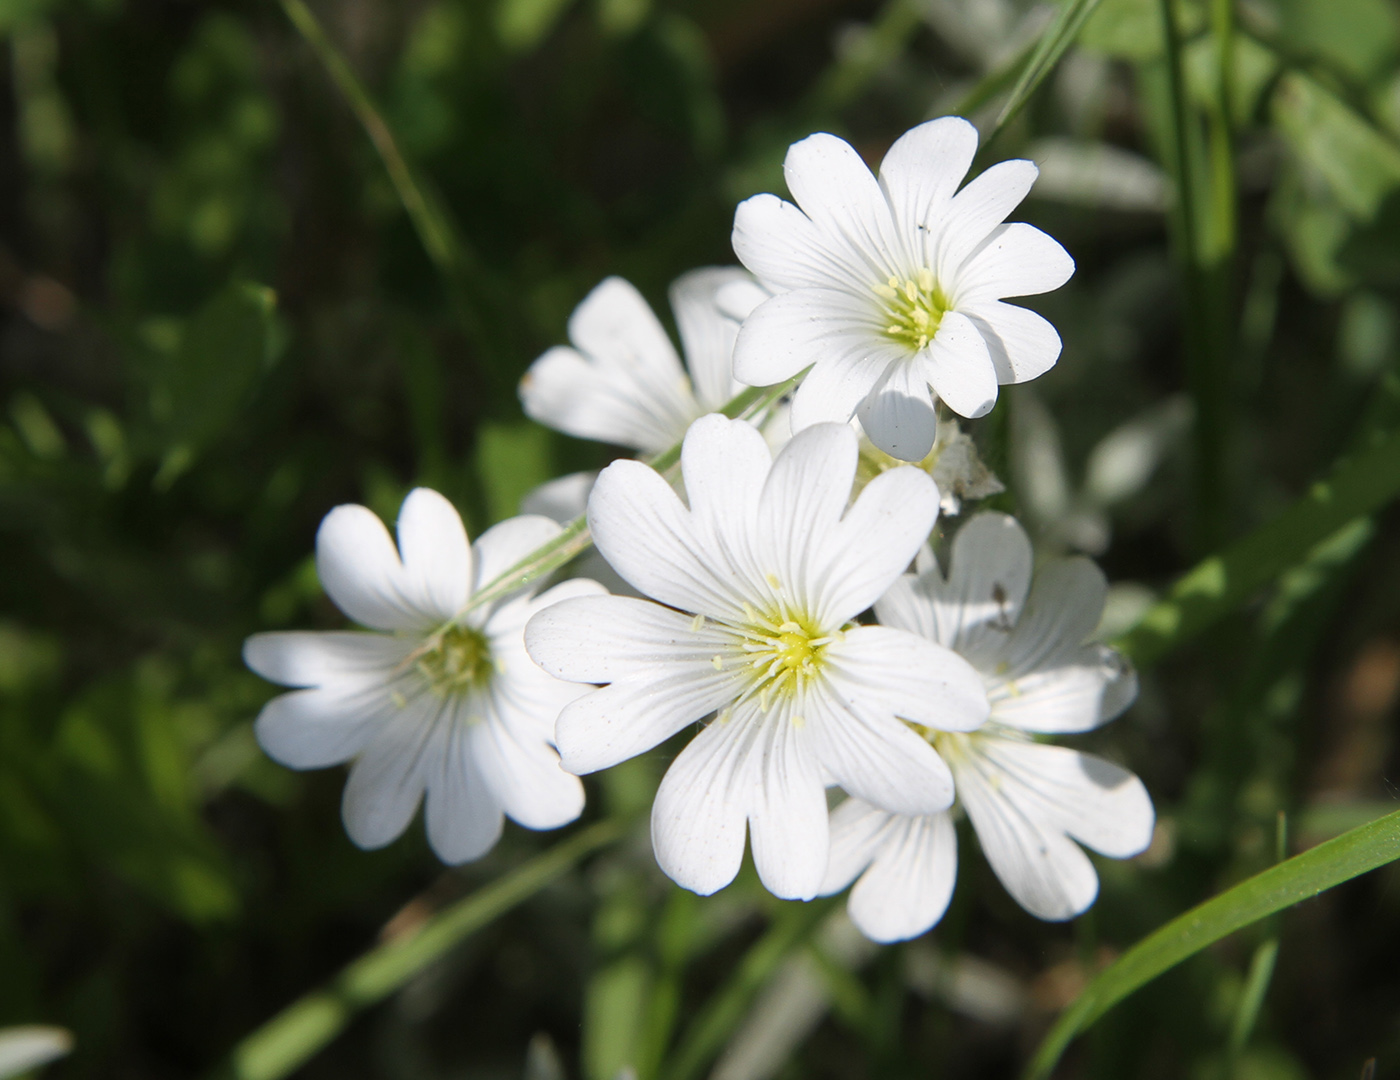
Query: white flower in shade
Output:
[[525, 414, 989, 901], [731, 116, 1074, 462], [855, 414, 1004, 516], [820, 512, 1152, 941], [519, 268, 765, 455], [243, 489, 603, 864]]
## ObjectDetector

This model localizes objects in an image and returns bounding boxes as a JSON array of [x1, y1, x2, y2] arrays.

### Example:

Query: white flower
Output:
[[731, 116, 1074, 462], [244, 489, 602, 864], [821, 512, 1152, 941], [855, 414, 1004, 516], [524, 414, 988, 901], [519, 268, 764, 455]]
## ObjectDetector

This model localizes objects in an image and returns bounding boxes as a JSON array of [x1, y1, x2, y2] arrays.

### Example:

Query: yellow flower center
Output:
[[729, 604, 838, 714], [875, 269, 950, 352], [417, 624, 493, 696]]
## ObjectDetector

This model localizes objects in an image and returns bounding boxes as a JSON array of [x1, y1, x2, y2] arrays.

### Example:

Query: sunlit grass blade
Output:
[[1024, 808, 1400, 1080], [991, 0, 1104, 138], [659, 898, 838, 1080], [1114, 424, 1400, 668], [219, 819, 625, 1080]]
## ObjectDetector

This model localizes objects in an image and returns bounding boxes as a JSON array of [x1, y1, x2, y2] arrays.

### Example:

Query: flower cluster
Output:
[[246, 117, 1152, 942]]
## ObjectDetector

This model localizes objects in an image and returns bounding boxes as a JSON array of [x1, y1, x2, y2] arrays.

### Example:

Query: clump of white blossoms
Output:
[[821, 512, 1153, 942], [524, 414, 989, 901], [244, 489, 603, 864], [519, 268, 763, 455], [731, 116, 1074, 462]]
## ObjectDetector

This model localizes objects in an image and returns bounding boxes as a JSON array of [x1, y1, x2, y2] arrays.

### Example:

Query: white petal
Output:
[[243, 631, 412, 689], [953, 223, 1074, 303], [783, 133, 900, 277], [316, 503, 429, 632], [253, 685, 389, 768], [671, 266, 753, 410], [587, 458, 744, 620], [746, 703, 829, 900], [519, 470, 596, 523], [877, 117, 979, 244], [954, 740, 1099, 921], [816, 464, 939, 623], [424, 719, 504, 864], [520, 345, 689, 454], [824, 625, 988, 732], [396, 488, 473, 620], [526, 595, 727, 683], [934, 159, 1039, 282], [341, 695, 447, 849], [926, 310, 998, 419], [804, 680, 955, 816], [732, 288, 884, 388], [848, 810, 957, 943], [470, 699, 585, 830], [1001, 557, 1108, 678], [471, 515, 564, 599], [820, 797, 894, 894], [680, 413, 771, 546], [757, 422, 860, 590], [857, 357, 939, 460], [650, 712, 753, 895], [553, 666, 736, 775], [991, 643, 1134, 734], [715, 276, 771, 321], [786, 345, 894, 430], [732, 193, 869, 292], [976, 739, 1154, 859], [963, 300, 1063, 384]]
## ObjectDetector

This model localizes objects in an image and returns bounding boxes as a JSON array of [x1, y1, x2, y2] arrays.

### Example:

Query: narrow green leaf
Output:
[[222, 819, 625, 1080], [992, 0, 1105, 137], [1115, 425, 1400, 667], [1024, 808, 1400, 1079]]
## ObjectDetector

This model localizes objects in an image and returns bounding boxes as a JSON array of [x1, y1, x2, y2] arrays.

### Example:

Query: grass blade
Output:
[[992, 0, 1105, 138], [1024, 808, 1400, 1079], [220, 819, 625, 1080]]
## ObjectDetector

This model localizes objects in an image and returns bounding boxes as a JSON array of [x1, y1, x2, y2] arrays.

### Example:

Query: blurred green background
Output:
[[2, 0, 1400, 1076]]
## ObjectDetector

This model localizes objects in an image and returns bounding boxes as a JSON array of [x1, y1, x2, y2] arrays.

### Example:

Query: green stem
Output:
[[660, 898, 837, 1080], [992, 0, 1105, 139], [1227, 811, 1287, 1057], [1024, 808, 1400, 1080], [219, 818, 625, 1080]]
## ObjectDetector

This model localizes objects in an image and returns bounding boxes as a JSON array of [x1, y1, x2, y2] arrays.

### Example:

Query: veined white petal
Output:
[[554, 665, 737, 775], [857, 357, 939, 461], [732, 288, 883, 388], [424, 717, 504, 864], [680, 413, 770, 550], [670, 266, 753, 411], [963, 300, 1063, 385], [715, 276, 771, 322], [816, 465, 938, 623], [953, 737, 1099, 921], [934, 159, 1040, 283], [975, 738, 1154, 859], [926, 310, 998, 420], [253, 683, 392, 769], [520, 345, 690, 454], [1001, 557, 1108, 679], [847, 810, 957, 942], [243, 631, 413, 690], [525, 594, 733, 684], [804, 682, 955, 816], [519, 470, 596, 523], [783, 133, 900, 280], [787, 346, 894, 430], [733, 193, 871, 292], [820, 797, 895, 894], [471, 515, 564, 601], [991, 642, 1134, 734], [650, 711, 752, 895], [341, 693, 448, 849], [747, 701, 828, 900], [470, 694, 585, 830], [877, 117, 979, 250], [824, 625, 987, 732], [587, 457, 747, 620], [396, 488, 473, 619], [316, 503, 432, 632], [954, 223, 1075, 303]]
